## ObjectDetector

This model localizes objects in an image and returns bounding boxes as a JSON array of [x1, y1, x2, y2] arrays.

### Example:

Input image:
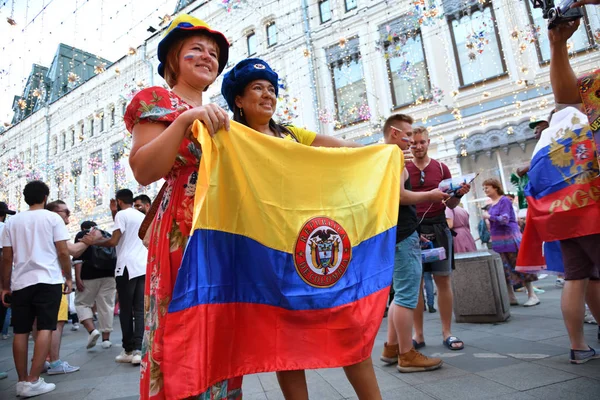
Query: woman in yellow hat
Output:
[[124, 14, 241, 399]]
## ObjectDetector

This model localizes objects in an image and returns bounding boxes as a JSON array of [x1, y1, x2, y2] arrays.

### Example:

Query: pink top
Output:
[[445, 206, 477, 253]]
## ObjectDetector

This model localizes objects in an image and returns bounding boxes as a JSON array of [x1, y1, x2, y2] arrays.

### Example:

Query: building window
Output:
[[247, 32, 257, 56], [319, 1, 332, 23], [384, 28, 431, 108], [110, 108, 115, 126], [345, 0, 357, 12], [52, 136, 58, 155], [121, 102, 126, 116], [100, 114, 105, 132], [111, 140, 125, 191], [526, 3, 592, 63], [80, 123, 84, 141], [327, 37, 368, 127], [72, 158, 82, 211], [447, 2, 507, 87], [71, 128, 75, 146], [266, 22, 277, 47], [61, 132, 66, 151], [89, 119, 94, 137]]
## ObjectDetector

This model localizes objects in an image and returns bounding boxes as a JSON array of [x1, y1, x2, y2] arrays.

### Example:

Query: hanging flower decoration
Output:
[[17, 99, 26, 110], [358, 103, 371, 121], [76, 198, 97, 216], [465, 29, 489, 59], [88, 156, 106, 174], [92, 186, 104, 198], [159, 14, 172, 27], [339, 37, 348, 48], [7, 157, 24, 172], [25, 169, 43, 182], [7, 17, 16, 26], [33, 89, 42, 98], [451, 108, 462, 122], [303, 49, 310, 57], [408, 0, 444, 27], [430, 86, 444, 105], [94, 63, 106, 74], [510, 28, 520, 40], [68, 72, 79, 83], [594, 29, 600, 45], [113, 160, 128, 189], [128, 47, 137, 56], [396, 60, 417, 81], [507, 126, 515, 135], [115, 68, 121, 75], [220, 0, 247, 13], [275, 79, 298, 123], [318, 108, 335, 124]]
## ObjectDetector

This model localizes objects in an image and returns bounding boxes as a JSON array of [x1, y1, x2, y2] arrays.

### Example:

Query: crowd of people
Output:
[[0, 185, 150, 397], [1, 2, 599, 399]]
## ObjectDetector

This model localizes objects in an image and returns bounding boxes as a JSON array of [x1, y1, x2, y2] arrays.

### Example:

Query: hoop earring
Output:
[[240, 108, 243, 117]]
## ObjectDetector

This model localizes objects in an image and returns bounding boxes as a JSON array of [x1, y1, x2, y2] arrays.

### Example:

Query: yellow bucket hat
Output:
[[157, 14, 229, 78]]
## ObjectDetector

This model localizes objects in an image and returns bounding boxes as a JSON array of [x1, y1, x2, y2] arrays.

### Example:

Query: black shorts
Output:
[[560, 233, 600, 281], [11, 283, 62, 334]]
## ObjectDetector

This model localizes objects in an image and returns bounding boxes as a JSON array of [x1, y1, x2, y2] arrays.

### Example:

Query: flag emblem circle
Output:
[[294, 216, 352, 288]]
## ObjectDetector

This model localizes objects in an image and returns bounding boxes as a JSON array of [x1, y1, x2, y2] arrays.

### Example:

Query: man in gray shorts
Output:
[[380, 114, 448, 372], [407, 128, 470, 351]]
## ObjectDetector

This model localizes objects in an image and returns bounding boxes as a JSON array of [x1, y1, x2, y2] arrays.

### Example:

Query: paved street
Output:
[[0, 278, 598, 399]]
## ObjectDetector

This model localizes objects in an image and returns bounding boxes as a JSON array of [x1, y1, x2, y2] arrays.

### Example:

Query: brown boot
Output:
[[397, 348, 443, 373], [380, 342, 399, 364]]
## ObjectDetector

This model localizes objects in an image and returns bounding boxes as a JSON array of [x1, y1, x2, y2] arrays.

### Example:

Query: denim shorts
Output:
[[392, 231, 422, 309]]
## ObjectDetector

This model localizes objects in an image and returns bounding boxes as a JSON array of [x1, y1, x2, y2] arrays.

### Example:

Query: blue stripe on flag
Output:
[[169, 228, 396, 312]]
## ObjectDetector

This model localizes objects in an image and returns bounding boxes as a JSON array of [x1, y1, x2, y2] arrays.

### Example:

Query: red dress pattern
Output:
[[125, 87, 243, 400]]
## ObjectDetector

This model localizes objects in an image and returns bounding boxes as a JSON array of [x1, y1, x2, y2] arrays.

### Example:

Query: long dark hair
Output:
[[232, 105, 299, 142]]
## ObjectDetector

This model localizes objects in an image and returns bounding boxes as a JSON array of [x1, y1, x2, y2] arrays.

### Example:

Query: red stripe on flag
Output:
[[160, 287, 389, 399], [526, 177, 600, 242]]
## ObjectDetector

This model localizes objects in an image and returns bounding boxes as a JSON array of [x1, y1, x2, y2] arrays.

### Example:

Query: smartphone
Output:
[[3, 293, 11, 305]]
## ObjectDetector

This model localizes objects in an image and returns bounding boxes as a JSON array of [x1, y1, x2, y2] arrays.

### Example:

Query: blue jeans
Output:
[[392, 232, 422, 309], [2, 307, 10, 335], [423, 272, 434, 307]]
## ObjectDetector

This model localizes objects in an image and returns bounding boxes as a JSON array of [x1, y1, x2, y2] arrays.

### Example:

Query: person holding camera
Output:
[[74, 221, 117, 351]]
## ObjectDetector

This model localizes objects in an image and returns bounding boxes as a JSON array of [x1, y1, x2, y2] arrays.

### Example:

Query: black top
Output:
[[74, 231, 115, 280], [396, 176, 419, 243]]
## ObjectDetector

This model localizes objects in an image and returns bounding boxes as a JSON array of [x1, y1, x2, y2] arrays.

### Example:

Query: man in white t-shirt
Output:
[[85, 188, 147, 365], [0, 181, 73, 397]]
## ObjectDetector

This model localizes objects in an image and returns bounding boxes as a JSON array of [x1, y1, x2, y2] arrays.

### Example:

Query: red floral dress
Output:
[[125, 87, 243, 400]]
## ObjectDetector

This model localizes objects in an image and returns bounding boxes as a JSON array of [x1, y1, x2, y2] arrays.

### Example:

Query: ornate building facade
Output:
[[1, 0, 599, 232]]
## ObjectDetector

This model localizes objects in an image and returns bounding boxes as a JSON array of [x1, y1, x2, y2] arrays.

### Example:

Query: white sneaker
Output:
[[523, 297, 540, 307], [42, 361, 50, 373], [46, 360, 80, 375], [101, 340, 112, 349], [71, 322, 80, 331], [131, 350, 142, 365], [16, 381, 26, 396], [2, 334, 9, 340], [115, 350, 133, 363], [87, 329, 101, 349], [20, 378, 56, 398], [584, 310, 598, 324], [556, 278, 565, 288]]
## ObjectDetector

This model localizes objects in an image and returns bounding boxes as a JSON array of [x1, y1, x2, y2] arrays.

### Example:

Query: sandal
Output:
[[412, 339, 426, 349], [443, 336, 464, 351]]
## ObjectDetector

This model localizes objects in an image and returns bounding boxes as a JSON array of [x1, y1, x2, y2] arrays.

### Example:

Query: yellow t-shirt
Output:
[[284, 126, 316, 147]]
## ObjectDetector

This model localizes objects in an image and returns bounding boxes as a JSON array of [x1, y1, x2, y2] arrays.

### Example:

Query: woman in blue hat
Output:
[[124, 14, 241, 400], [221, 58, 360, 149], [221, 58, 380, 400]]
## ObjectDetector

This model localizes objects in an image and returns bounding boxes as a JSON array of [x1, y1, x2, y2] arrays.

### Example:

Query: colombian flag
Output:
[[517, 107, 600, 272], [162, 121, 401, 397]]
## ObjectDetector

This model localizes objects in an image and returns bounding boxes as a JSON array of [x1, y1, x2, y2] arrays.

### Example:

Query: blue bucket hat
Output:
[[221, 58, 279, 111], [157, 14, 229, 78]]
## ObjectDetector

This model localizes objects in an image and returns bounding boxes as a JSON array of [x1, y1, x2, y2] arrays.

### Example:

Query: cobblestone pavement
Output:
[[0, 279, 598, 399]]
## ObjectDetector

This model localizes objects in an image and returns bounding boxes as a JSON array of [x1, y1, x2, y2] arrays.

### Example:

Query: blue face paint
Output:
[[401, 137, 411, 142], [183, 54, 195, 61]]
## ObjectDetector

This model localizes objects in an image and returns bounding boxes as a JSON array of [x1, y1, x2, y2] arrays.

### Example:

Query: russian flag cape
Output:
[[161, 121, 401, 396], [516, 107, 600, 272]]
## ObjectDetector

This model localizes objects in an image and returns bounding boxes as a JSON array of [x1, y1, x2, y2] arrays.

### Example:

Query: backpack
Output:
[[89, 230, 117, 270]]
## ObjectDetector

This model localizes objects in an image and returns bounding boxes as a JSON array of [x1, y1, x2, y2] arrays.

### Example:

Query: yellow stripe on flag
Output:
[[192, 120, 401, 253]]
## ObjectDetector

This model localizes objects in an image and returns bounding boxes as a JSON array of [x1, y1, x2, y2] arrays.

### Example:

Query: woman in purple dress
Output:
[[445, 205, 477, 253], [482, 178, 540, 307]]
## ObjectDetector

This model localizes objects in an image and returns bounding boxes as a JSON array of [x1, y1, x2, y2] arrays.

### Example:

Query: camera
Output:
[[530, 0, 583, 29]]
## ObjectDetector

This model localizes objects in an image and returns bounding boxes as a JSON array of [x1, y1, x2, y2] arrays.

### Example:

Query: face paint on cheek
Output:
[[401, 137, 411, 142], [183, 54, 195, 61]]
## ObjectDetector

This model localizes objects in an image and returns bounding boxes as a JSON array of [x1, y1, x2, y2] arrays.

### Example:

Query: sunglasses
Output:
[[419, 170, 426, 186]]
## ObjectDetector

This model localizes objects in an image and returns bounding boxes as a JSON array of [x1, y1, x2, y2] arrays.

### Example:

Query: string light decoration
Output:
[[1, 0, 599, 215], [275, 78, 299, 123], [220, 0, 247, 13]]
